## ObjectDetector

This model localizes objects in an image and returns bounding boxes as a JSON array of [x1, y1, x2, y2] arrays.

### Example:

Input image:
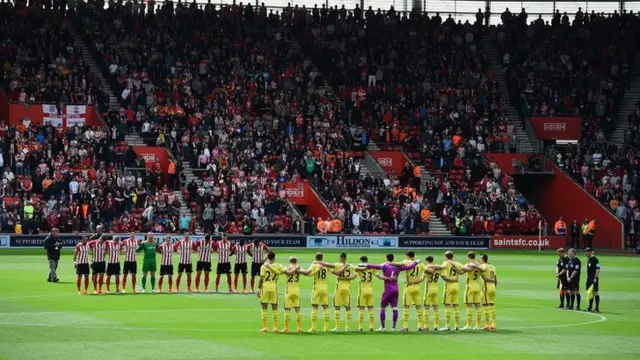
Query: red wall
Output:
[[6, 103, 104, 126], [302, 183, 331, 219], [0, 91, 8, 122], [486, 153, 623, 249], [484, 153, 530, 175], [133, 146, 170, 172], [368, 151, 412, 175]]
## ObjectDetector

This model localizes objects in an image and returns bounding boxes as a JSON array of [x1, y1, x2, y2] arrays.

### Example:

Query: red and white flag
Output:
[[41, 104, 87, 128]]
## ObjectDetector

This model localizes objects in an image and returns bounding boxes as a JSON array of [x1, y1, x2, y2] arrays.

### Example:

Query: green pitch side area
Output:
[[0, 249, 639, 360]]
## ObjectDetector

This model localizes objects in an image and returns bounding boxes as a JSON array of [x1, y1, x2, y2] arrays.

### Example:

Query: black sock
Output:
[[570, 294, 575, 308], [595, 295, 600, 309], [559, 293, 565, 307], [564, 293, 570, 307], [576, 294, 581, 309], [588, 298, 594, 310]]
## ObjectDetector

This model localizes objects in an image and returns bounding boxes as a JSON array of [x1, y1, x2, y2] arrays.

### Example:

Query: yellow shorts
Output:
[[261, 290, 278, 305], [482, 289, 496, 305], [465, 289, 482, 304], [333, 289, 351, 307], [357, 290, 374, 308], [443, 286, 459, 305], [424, 288, 439, 306], [284, 292, 300, 309], [403, 286, 422, 306], [312, 289, 329, 306]]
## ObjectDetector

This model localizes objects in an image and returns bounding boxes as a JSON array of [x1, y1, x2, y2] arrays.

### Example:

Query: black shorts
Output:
[[91, 261, 106, 274], [123, 261, 137, 275], [586, 278, 599, 292], [234, 263, 248, 274], [217, 262, 231, 274], [76, 263, 90, 276], [557, 278, 568, 290], [178, 263, 193, 274], [107, 263, 121, 276], [196, 261, 212, 272], [160, 265, 174, 276], [251, 262, 262, 276], [568, 278, 580, 291]]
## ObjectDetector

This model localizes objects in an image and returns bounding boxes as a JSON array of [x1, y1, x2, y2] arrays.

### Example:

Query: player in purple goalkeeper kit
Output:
[[365, 253, 419, 331]]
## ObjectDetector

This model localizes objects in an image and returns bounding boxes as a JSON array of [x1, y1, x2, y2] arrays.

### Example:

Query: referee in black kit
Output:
[[44, 228, 62, 283], [585, 248, 601, 313]]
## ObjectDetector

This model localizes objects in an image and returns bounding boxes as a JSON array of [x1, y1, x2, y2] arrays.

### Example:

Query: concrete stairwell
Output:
[[483, 36, 535, 153], [612, 50, 640, 145], [360, 152, 385, 180]]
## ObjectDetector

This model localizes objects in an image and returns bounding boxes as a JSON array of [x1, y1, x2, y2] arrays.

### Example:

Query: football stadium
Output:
[[1, 0, 640, 358]]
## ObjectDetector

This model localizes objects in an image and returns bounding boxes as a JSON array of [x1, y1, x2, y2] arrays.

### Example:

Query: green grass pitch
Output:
[[0, 249, 639, 360]]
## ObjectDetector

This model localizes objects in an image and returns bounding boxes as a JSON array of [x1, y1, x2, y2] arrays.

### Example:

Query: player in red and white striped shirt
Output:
[[121, 232, 141, 293], [194, 234, 214, 292], [157, 235, 175, 292], [105, 235, 123, 293], [88, 236, 108, 293], [248, 238, 271, 292], [232, 239, 250, 293], [73, 235, 90, 294], [173, 233, 194, 292], [214, 233, 233, 292]]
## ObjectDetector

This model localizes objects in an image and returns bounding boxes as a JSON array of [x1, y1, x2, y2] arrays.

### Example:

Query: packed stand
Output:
[[497, 9, 640, 138], [0, 121, 186, 234], [0, 1, 102, 106]]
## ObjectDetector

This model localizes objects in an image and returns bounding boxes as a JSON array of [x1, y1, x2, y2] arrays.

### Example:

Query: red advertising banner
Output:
[[490, 235, 566, 249], [5, 103, 104, 127], [133, 147, 170, 172], [529, 116, 582, 141], [368, 151, 412, 174], [283, 182, 330, 219]]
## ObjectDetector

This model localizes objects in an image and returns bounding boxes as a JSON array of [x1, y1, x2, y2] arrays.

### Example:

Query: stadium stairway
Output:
[[483, 36, 535, 153], [613, 50, 640, 145], [361, 152, 385, 180]]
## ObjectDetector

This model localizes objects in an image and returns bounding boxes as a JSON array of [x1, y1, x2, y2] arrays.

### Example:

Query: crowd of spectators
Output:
[[0, 0, 103, 106]]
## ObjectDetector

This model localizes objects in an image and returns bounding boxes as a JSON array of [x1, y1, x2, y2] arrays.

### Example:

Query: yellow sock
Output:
[[433, 308, 440, 329], [475, 308, 482, 328], [483, 306, 490, 327], [466, 307, 473, 327], [403, 308, 410, 329], [345, 310, 352, 330], [261, 309, 268, 329], [423, 308, 430, 329], [323, 309, 330, 331], [416, 308, 423, 329], [334, 310, 341, 329], [296, 311, 302, 329], [358, 309, 365, 329], [284, 311, 291, 330], [454, 307, 460, 329], [444, 307, 451, 328], [491, 305, 497, 327], [272, 311, 279, 330], [311, 308, 318, 330], [368, 309, 375, 329]]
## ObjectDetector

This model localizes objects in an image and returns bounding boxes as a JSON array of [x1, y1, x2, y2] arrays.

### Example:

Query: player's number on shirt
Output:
[[450, 267, 457, 276], [472, 270, 479, 280], [409, 267, 418, 277], [265, 270, 272, 282], [428, 273, 440, 283], [343, 269, 351, 278], [361, 272, 372, 282], [319, 268, 327, 279], [288, 273, 300, 283]]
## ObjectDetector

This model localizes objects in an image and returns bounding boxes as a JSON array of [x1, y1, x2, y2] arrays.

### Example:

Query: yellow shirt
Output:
[[357, 266, 378, 293], [402, 259, 425, 287], [424, 266, 440, 294], [333, 263, 357, 291], [307, 263, 328, 291], [260, 263, 284, 291], [15, 223, 23, 234], [465, 263, 483, 291], [284, 264, 301, 294], [480, 264, 497, 292], [443, 261, 464, 283]]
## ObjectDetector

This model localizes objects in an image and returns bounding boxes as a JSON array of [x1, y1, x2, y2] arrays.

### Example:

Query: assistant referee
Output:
[[585, 248, 601, 313], [44, 228, 62, 283]]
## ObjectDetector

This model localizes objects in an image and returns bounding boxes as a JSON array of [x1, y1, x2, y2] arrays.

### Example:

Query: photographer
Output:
[[44, 228, 62, 283]]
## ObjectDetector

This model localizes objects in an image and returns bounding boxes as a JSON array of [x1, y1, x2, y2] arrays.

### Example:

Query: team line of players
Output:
[[257, 250, 498, 333], [72, 233, 270, 294]]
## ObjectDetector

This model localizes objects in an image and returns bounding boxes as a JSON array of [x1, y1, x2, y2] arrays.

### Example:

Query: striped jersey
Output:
[[88, 240, 107, 263], [232, 243, 249, 264], [107, 242, 121, 264], [174, 239, 193, 264], [249, 242, 269, 263], [122, 238, 141, 262], [215, 240, 232, 263], [159, 243, 174, 265], [194, 239, 214, 262], [74, 243, 90, 264]]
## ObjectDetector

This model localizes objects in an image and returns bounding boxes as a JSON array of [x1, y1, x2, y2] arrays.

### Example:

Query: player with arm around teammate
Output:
[[105, 235, 123, 294], [232, 238, 250, 293], [406, 256, 445, 331], [157, 235, 175, 293], [354, 256, 378, 331], [121, 232, 141, 293], [193, 234, 214, 292], [461, 252, 483, 330], [174, 233, 194, 292], [87, 235, 108, 293], [471, 254, 497, 330], [73, 235, 91, 294], [315, 253, 358, 331], [282, 256, 304, 333], [298, 252, 331, 332], [393, 251, 427, 332], [258, 252, 299, 332], [248, 238, 270, 293], [440, 251, 466, 331]]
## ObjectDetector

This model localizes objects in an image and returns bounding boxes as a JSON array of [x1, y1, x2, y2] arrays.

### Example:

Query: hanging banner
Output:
[[7, 103, 100, 127]]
